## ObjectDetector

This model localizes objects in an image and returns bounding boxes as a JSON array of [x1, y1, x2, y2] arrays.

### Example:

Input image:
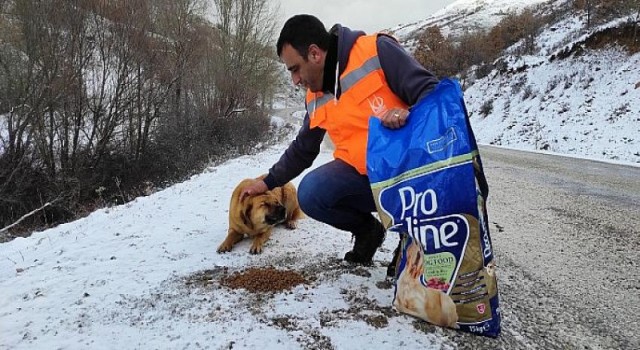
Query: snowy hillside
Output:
[[389, 0, 640, 164], [389, 0, 550, 50], [466, 42, 640, 162]]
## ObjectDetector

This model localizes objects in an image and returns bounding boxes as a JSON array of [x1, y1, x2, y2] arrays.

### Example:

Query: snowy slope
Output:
[[0, 137, 453, 350], [389, 0, 550, 49], [389, 0, 640, 164], [466, 47, 640, 162]]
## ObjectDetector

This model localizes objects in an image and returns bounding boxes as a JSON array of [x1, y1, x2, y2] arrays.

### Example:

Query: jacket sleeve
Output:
[[263, 113, 326, 189], [377, 35, 439, 106]]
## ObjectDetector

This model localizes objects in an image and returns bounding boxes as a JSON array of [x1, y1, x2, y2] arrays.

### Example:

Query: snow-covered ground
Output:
[[466, 47, 640, 163], [2, 0, 639, 347], [0, 135, 455, 349]]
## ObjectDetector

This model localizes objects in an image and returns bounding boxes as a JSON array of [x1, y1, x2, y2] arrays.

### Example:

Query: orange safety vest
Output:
[[306, 34, 408, 175]]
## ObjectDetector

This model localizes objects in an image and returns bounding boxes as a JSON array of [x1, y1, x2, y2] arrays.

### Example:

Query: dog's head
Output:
[[406, 241, 424, 279], [240, 192, 286, 229]]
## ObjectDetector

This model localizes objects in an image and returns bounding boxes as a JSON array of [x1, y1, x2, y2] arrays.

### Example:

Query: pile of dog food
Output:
[[221, 266, 307, 293]]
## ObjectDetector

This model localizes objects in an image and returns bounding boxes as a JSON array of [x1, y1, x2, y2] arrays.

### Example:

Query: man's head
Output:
[[276, 15, 332, 92]]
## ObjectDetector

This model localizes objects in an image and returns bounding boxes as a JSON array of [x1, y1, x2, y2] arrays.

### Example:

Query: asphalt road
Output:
[[466, 146, 640, 350], [273, 107, 639, 348]]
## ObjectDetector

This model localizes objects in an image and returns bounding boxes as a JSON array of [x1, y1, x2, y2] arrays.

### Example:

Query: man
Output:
[[241, 14, 439, 267]]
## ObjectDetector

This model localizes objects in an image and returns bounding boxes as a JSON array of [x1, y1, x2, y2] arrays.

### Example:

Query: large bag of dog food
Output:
[[367, 78, 501, 337]]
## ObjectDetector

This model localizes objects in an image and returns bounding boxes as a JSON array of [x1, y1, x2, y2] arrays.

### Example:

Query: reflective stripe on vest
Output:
[[305, 34, 408, 174], [307, 56, 381, 112], [307, 93, 335, 116], [340, 56, 381, 93]]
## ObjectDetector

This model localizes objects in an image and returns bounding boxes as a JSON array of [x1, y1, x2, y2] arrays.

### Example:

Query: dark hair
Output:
[[276, 14, 331, 58]]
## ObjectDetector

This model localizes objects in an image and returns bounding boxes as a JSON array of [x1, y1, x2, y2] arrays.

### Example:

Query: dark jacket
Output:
[[263, 25, 439, 189]]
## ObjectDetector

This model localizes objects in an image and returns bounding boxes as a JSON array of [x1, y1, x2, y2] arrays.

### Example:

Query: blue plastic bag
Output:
[[367, 79, 501, 337]]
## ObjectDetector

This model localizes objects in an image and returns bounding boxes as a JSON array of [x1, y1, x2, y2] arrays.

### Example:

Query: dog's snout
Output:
[[265, 204, 287, 225]]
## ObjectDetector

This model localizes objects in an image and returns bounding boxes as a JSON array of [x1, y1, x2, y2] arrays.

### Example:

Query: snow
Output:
[[0, 137, 455, 349], [389, 0, 550, 42], [536, 16, 585, 56], [269, 115, 286, 128], [2, 0, 640, 348], [0, 114, 7, 153], [465, 32, 640, 164], [388, 0, 640, 164]]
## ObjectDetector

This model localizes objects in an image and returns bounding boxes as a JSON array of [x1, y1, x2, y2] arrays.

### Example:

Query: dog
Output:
[[217, 175, 302, 254], [393, 240, 459, 328]]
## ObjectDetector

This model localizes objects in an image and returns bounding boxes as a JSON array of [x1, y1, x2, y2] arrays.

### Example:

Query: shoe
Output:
[[386, 238, 402, 278], [344, 217, 386, 265]]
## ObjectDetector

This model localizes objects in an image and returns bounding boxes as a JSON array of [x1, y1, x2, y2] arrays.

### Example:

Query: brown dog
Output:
[[217, 175, 302, 254]]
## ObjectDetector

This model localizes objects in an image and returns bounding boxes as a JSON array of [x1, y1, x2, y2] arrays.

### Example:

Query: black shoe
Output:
[[344, 218, 386, 265], [386, 238, 402, 278]]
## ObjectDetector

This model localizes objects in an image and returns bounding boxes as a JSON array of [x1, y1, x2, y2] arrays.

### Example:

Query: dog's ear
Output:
[[241, 203, 253, 228], [410, 246, 423, 279]]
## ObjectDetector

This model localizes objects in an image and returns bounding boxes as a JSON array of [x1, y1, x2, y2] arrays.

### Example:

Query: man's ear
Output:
[[308, 44, 323, 63]]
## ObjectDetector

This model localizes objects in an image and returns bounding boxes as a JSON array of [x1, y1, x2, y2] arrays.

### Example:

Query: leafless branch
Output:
[[0, 197, 62, 234]]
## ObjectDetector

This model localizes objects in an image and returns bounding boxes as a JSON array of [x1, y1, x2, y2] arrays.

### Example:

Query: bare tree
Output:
[[210, 0, 279, 118], [152, 0, 207, 130], [0, 0, 280, 231]]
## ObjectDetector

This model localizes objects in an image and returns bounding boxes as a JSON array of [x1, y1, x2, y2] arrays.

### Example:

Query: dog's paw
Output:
[[249, 245, 263, 254], [284, 220, 297, 230], [217, 244, 233, 253]]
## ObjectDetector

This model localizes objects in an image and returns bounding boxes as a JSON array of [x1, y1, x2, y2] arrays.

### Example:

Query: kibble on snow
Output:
[[221, 267, 307, 293]]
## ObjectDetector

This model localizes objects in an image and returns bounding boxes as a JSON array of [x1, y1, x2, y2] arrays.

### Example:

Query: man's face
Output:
[[280, 43, 325, 92]]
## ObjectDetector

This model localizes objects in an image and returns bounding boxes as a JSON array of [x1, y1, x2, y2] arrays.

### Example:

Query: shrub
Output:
[[479, 99, 494, 118]]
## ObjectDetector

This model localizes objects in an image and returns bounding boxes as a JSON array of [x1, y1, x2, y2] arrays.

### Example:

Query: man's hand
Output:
[[240, 179, 268, 201], [380, 108, 408, 129]]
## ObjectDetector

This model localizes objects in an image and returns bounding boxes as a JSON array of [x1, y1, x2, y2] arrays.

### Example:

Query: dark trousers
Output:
[[297, 159, 377, 233]]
